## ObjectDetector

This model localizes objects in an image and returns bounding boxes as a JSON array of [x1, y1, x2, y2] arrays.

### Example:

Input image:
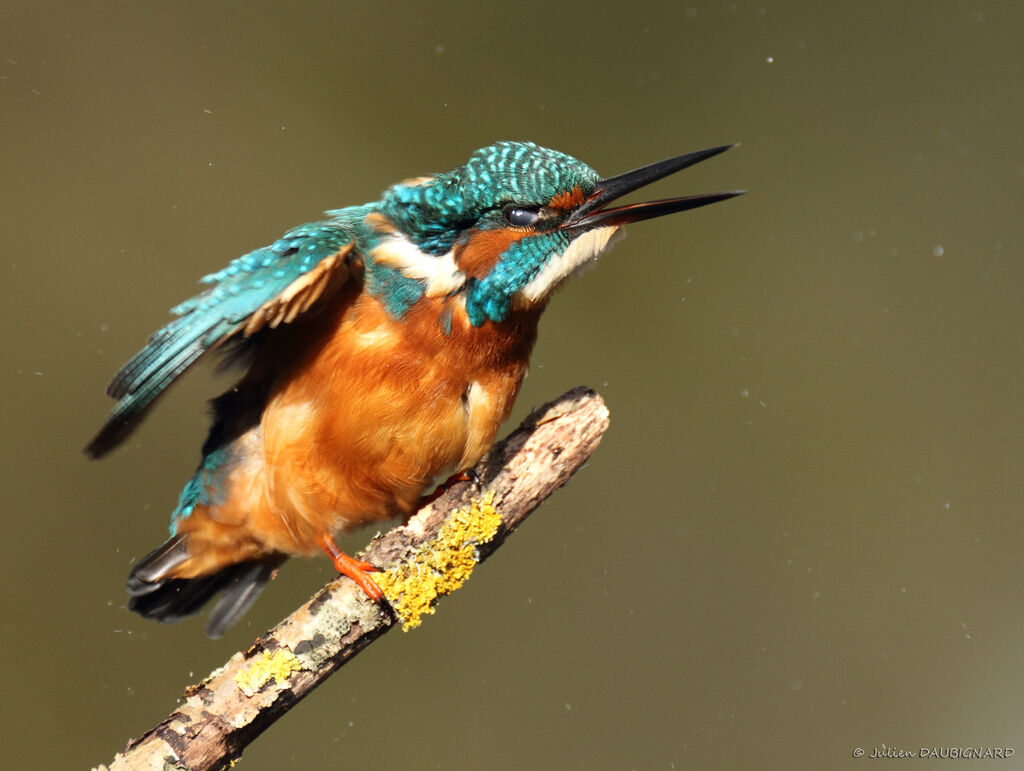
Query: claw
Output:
[[317, 534, 384, 602], [418, 469, 477, 508]]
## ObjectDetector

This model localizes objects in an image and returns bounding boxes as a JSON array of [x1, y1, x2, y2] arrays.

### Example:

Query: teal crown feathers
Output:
[[376, 141, 601, 255]]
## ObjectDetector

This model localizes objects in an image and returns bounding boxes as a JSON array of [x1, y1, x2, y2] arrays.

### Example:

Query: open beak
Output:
[[561, 144, 744, 235]]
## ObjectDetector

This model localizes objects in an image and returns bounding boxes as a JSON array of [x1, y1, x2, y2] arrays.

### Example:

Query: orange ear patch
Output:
[[455, 228, 526, 279], [548, 186, 585, 212]]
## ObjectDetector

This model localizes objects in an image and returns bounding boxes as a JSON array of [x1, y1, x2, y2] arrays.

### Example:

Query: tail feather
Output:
[[127, 535, 285, 638], [126, 534, 191, 590], [205, 560, 282, 637], [128, 574, 233, 626]]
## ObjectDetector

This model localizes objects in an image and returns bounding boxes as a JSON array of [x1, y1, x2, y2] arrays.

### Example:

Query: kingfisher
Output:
[[88, 141, 742, 637]]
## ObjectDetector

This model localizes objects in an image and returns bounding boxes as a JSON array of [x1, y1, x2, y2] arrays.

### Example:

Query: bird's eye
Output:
[[504, 207, 540, 228]]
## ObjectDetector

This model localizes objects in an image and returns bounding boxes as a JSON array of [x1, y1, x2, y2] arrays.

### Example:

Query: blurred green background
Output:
[[3, 1, 1023, 768]]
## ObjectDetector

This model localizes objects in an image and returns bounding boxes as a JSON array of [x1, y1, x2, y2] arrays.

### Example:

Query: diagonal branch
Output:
[[98, 387, 610, 771]]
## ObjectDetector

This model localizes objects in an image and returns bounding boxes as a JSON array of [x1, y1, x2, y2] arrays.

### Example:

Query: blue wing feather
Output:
[[87, 220, 356, 457]]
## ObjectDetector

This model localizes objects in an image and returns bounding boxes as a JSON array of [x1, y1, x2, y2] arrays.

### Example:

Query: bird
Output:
[[88, 141, 742, 637]]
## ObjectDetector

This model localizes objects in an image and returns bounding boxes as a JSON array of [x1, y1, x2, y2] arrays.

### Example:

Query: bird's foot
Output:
[[418, 469, 479, 508], [317, 534, 384, 602]]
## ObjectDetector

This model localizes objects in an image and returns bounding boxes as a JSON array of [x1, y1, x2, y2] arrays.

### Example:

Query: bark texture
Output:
[[97, 387, 610, 771]]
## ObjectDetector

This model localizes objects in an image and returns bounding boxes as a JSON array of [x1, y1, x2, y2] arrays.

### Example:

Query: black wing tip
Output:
[[87, 358, 187, 458], [85, 421, 127, 459], [85, 403, 149, 458]]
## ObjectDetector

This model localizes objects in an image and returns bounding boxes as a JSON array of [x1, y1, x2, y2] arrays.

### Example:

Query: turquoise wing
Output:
[[87, 220, 355, 457]]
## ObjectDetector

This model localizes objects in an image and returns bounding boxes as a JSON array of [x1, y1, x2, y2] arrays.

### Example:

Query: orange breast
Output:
[[204, 290, 540, 558]]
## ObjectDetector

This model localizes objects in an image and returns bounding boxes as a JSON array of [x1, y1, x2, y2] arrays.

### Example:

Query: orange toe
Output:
[[418, 469, 476, 507], [317, 534, 384, 602]]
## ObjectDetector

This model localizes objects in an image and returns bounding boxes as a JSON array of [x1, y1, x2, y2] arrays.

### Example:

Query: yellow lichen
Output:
[[233, 649, 302, 697], [376, 492, 502, 630]]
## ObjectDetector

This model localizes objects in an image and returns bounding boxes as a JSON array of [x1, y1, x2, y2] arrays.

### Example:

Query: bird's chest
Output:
[[260, 292, 539, 525]]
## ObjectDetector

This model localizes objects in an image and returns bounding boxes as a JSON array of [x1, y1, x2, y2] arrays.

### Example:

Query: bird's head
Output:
[[368, 141, 742, 325]]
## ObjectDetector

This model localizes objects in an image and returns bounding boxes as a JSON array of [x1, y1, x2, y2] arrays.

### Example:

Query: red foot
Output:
[[317, 534, 384, 602], [418, 470, 476, 507]]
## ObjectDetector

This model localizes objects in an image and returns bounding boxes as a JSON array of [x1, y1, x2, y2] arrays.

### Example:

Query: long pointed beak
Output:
[[562, 144, 745, 234]]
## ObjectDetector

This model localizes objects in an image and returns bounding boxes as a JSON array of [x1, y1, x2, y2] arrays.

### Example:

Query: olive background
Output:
[[2, 2, 1023, 768]]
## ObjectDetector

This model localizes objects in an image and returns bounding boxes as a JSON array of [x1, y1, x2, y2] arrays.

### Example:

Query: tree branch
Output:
[[97, 387, 610, 771]]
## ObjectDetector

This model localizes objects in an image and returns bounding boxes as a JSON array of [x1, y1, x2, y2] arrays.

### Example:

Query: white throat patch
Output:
[[371, 232, 466, 297], [516, 226, 623, 304]]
